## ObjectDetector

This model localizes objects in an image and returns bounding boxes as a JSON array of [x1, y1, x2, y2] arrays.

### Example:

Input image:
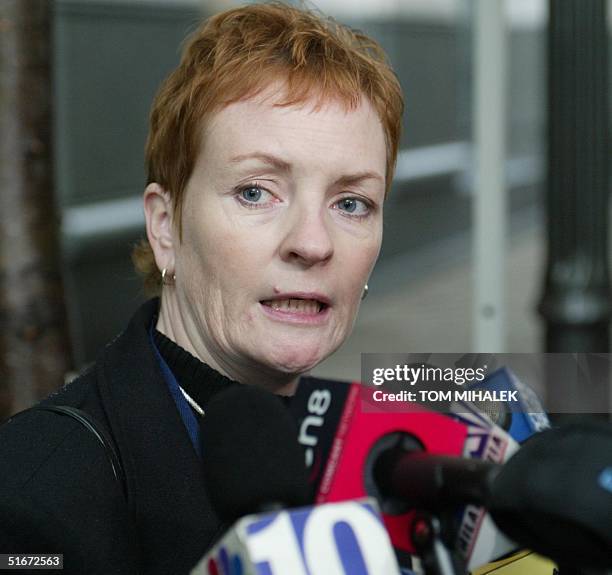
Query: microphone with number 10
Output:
[[190, 385, 403, 575]]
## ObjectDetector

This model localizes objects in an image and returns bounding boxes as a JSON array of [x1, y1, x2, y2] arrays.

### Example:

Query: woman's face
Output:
[[168, 89, 386, 390]]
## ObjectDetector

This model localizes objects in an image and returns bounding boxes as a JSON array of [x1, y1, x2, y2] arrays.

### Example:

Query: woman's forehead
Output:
[[199, 89, 386, 176]]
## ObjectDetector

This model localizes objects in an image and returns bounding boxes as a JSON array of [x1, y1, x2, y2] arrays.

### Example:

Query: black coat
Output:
[[0, 299, 222, 574]]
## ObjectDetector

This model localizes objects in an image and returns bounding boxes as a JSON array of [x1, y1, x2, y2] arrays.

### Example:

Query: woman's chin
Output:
[[259, 340, 331, 376]]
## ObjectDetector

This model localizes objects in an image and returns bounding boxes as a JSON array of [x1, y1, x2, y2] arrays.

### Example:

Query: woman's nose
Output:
[[279, 207, 334, 267]]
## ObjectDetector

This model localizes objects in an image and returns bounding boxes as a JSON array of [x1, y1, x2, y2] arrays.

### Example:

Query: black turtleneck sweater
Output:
[[152, 329, 241, 414]]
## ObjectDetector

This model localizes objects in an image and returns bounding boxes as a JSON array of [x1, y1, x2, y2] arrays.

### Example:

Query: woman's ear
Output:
[[143, 183, 176, 273]]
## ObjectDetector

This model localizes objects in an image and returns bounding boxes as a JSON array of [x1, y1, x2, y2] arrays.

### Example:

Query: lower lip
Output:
[[259, 302, 331, 325]]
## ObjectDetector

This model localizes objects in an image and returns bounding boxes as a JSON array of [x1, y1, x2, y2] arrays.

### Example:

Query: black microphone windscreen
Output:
[[489, 420, 612, 568], [200, 384, 309, 522]]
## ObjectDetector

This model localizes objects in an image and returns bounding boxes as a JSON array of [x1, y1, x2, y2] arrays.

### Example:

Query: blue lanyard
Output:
[[149, 325, 202, 458]]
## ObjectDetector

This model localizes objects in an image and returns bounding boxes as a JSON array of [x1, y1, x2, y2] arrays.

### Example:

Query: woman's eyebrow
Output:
[[229, 152, 291, 173], [229, 152, 384, 188], [335, 171, 385, 187]]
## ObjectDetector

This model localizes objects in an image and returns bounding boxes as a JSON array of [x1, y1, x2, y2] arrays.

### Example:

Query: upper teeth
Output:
[[263, 299, 322, 313]]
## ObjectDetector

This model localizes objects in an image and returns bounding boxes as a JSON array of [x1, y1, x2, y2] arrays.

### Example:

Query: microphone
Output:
[[372, 416, 612, 570], [445, 366, 552, 569], [193, 384, 403, 575], [190, 499, 404, 575], [465, 366, 550, 443], [488, 420, 612, 569], [445, 398, 521, 568], [199, 384, 309, 521], [373, 451, 497, 511], [288, 376, 468, 560], [290, 376, 551, 571]]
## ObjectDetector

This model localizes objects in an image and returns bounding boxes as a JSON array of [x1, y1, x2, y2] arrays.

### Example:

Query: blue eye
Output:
[[241, 186, 263, 203], [339, 198, 357, 213], [335, 197, 369, 216], [235, 183, 277, 210]]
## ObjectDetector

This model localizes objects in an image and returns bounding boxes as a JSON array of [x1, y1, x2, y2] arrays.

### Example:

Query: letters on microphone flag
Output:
[[447, 400, 520, 570], [190, 498, 402, 575]]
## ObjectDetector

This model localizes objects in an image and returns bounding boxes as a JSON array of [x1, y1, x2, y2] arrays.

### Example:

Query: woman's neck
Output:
[[156, 292, 300, 396]]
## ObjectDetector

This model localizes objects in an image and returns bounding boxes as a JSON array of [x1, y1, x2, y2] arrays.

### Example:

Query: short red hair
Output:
[[133, 1, 404, 294]]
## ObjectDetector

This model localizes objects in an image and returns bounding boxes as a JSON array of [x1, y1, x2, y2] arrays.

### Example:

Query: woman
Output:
[[0, 2, 403, 573]]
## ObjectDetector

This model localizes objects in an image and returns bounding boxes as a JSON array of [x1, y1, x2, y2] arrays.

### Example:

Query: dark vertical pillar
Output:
[[539, 0, 611, 352], [0, 1, 73, 419]]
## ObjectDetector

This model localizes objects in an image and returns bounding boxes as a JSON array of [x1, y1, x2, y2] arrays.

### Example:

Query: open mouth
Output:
[[260, 298, 329, 315]]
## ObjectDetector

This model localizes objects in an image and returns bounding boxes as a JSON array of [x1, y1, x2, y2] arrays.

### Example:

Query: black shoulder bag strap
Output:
[[11, 405, 128, 502]]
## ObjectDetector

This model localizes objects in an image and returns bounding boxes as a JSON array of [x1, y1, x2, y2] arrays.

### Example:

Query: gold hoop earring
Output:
[[361, 284, 369, 300], [161, 268, 176, 286]]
